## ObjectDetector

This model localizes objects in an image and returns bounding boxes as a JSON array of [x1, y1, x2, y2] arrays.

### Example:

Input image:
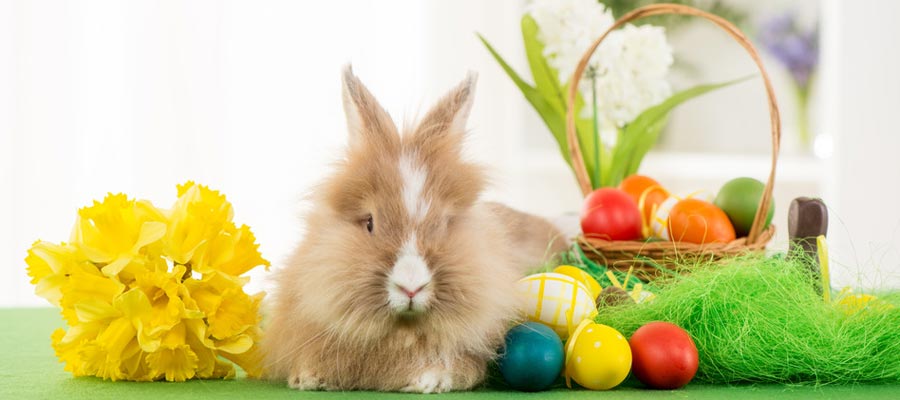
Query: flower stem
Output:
[[795, 84, 811, 149], [590, 68, 601, 189]]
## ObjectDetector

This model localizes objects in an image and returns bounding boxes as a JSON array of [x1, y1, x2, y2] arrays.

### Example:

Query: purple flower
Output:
[[758, 12, 818, 89]]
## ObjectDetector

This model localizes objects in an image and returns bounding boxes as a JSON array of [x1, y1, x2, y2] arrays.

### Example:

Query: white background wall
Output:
[[821, 0, 900, 290], [2, 0, 899, 307], [0, 0, 534, 306]]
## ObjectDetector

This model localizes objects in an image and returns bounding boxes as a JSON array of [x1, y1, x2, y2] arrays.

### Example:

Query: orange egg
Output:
[[667, 199, 736, 244], [619, 175, 669, 230]]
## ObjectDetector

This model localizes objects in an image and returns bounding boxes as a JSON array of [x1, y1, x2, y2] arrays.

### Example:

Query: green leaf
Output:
[[624, 115, 668, 177], [606, 76, 753, 187], [521, 16, 593, 180], [476, 33, 537, 103], [477, 33, 573, 168], [521, 15, 565, 114], [564, 81, 601, 189], [481, 23, 605, 190]]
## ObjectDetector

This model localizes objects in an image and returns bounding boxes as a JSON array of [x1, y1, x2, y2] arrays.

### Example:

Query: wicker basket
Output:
[[565, 4, 781, 280]]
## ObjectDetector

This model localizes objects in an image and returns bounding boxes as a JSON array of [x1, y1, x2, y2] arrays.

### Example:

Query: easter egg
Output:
[[498, 322, 565, 391], [581, 188, 643, 241], [619, 175, 669, 226], [565, 323, 631, 390], [553, 265, 602, 299], [516, 273, 596, 339], [629, 322, 699, 390], [649, 191, 716, 239], [649, 197, 678, 240], [668, 199, 736, 244], [596, 286, 633, 308], [714, 177, 774, 237]]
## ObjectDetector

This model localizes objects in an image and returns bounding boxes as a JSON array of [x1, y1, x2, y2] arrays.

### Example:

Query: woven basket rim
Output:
[[578, 224, 776, 254], [576, 225, 776, 280]]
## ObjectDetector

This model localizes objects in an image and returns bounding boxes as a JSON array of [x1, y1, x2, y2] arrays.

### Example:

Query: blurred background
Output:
[[2, 0, 899, 306]]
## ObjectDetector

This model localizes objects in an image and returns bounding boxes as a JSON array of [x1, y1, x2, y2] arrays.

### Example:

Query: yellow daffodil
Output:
[[132, 265, 205, 341], [164, 182, 233, 265], [26, 241, 83, 306], [70, 193, 167, 278], [27, 182, 268, 382], [186, 271, 261, 340], [220, 340, 264, 378], [165, 182, 270, 277], [145, 322, 200, 382], [51, 324, 101, 376], [59, 262, 126, 326], [195, 222, 270, 277], [78, 317, 138, 381]]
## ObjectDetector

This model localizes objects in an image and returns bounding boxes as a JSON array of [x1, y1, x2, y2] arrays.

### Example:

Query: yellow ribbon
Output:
[[817, 235, 830, 303], [637, 185, 669, 238]]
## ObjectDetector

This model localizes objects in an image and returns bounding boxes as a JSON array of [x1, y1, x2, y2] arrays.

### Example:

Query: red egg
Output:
[[580, 188, 643, 241], [629, 321, 699, 390]]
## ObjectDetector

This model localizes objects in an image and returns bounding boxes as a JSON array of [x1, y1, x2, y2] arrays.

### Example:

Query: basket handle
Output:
[[565, 3, 781, 244]]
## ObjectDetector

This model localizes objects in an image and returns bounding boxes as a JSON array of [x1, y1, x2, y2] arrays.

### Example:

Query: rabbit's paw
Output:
[[400, 368, 454, 394], [288, 371, 325, 391]]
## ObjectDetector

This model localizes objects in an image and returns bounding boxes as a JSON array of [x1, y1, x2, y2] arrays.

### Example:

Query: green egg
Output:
[[714, 177, 774, 237]]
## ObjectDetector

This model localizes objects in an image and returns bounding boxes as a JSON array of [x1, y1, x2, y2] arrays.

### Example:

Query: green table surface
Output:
[[3, 308, 898, 400]]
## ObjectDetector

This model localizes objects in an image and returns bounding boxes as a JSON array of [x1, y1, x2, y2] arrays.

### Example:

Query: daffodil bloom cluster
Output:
[[26, 182, 270, 381]]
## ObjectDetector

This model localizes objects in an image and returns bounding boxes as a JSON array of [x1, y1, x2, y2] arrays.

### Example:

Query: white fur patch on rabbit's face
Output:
[[386, 152, 433, 317], [387, 233, 433, 316], [400, 154, 430, 221]]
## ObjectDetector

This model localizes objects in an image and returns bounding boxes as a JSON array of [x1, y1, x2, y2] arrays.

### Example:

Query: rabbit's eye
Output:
[[365, 215, 374, 234]]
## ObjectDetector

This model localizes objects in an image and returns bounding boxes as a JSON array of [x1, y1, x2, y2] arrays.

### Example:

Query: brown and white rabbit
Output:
[[262, 66, 567, 393]]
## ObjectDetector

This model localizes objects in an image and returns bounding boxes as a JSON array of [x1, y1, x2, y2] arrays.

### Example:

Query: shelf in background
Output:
[[513, 150, 829, 186], [640, 151, 828, 184]]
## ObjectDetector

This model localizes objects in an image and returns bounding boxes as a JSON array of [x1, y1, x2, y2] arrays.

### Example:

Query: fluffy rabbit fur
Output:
[[262, 67, 567, 393]]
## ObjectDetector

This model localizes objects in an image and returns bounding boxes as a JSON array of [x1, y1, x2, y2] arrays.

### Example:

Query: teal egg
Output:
[[498, 322, 564, 391]]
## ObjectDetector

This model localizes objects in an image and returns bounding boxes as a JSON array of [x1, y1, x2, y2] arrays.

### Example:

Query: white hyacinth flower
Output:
[[528, 0, 615, 83], [528, 0, 673, 143]]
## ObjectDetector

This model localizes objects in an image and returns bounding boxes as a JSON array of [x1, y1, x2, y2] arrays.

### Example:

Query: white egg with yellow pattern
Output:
[[516, 272, 597, 339], [649, 190, 716, 239]]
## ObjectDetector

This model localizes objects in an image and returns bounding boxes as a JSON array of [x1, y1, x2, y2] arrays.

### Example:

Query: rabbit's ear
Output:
[[342, 65, 398, 147], [414, 72, 477, 146]]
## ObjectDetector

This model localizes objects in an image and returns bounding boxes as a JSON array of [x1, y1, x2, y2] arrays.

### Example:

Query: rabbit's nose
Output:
[[395, 283, 427, 299]]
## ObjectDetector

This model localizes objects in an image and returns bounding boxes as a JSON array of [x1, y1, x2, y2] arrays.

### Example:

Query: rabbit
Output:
[[261, 66, 568, 393]]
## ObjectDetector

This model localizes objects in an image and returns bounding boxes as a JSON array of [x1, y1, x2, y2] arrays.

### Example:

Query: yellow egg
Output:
[[516, 273, 597, 339], [565, 323, 631, 390], [553, 265, 602, 299]]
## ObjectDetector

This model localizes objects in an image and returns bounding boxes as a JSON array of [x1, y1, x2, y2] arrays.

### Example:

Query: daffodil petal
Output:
[[220, 344, 263, 378], [211, 358, 236, 379], [34, 273, 67, 306], [184, 318, 215, 349], [60, 266, 125, 309], [135, 319, 161, 353], [146, 344, 199, 382], [133, 221, 167, 252], [74, 298, 119, 322], [101, 256, 132, 277], [215, 334, 253, 354]]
